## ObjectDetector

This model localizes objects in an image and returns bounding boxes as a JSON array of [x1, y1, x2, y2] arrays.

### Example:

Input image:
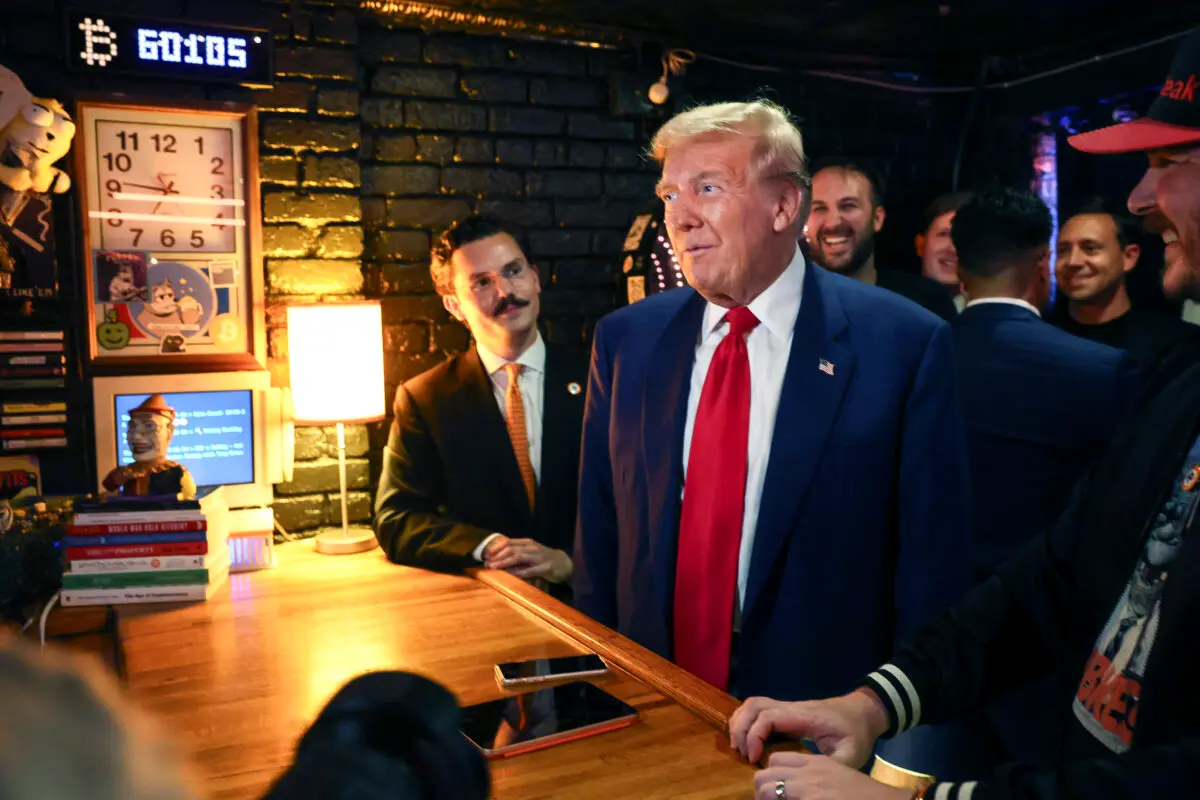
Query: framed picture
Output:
[[73, 97, 264, 371]]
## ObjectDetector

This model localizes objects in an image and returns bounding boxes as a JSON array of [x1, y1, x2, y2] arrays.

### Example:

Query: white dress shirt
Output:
[[472, 333, 546, 561], [964, 296, 1041, 318], [681, 247, 806, 617]]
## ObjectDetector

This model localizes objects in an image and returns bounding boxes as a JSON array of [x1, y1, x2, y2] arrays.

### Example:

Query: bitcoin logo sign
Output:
[[79, 17, 119, 67], [210, 313, 243, 348]]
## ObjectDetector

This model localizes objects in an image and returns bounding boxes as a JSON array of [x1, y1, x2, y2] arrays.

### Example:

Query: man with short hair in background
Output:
[[917, 191, 973, 312], [807, 158, 959, 322], [1055, 197, 1197, 367]]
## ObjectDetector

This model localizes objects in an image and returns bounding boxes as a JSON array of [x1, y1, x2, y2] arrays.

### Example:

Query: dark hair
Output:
[[429, 214, 522, 296], [262, 671, 490, 800], [811, 157, 886, 207], [951, 188, 1052, 277], [1066, 197, 1142, 249], [919, 191, 974, 236]]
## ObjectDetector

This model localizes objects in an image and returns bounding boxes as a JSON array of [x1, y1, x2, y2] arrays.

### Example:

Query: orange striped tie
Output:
[[504, 363, 536, 511]]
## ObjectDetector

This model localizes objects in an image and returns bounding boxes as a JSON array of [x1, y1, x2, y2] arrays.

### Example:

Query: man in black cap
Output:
[[726, 27, 1200, 800]]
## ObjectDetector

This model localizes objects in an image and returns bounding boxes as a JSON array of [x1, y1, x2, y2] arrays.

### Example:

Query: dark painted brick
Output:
[[372, 230, 431, 260], [406, 102, 487, 131], [383, 294, 449, 321], [495, 140, 534, 166], [368, 263, 436, 295], [384, 322, 431, 354], [504, 43, 588, 76], [276, 458, 369, 496], [533, 141, 567, 168], [362, 29, 421, 63], [293, 426, 325, 462], [543, 316, 591, 347], [361, 98, 406, 127], [277, 9, 310, 42], [460, 74, 526, 103], [304, 155, 361, 189], [263, 225, 317, 258], [425, 36, 505, 67], [540, 289, 616, 316], [267, 259, 364, 296], [318, 226, 365, 259], [372, 67, 458, 98], [363, 165, 440, 196], [391, 352, 448, 384], [255, 82, 311, 113], [441, 167, 522, 196], [605, 172, 658, 198], [529, 77, 605, 108], [362, 198, 387, 227], [589, 49, 637, 77], [260, 155, 300, 186], [567, 113, 635, 140], [478, 200, 553, 228], [489, 108, 565, 136], [385, 198, 472, 228], [318, 89, 360, 117], [569, 143, 605, 168], [454, 138, 494, 164], [416, 135, 455, 164], [592, 230, 627, 254], [273, 496, 324, 531], [607, 144, 647, 169], [530, 230, 592, 257], [375, 135, 418, 162], [276, 46, 357, 80], [313, 10, 357, 44], [554, 258, 621, 287], [555, 200, 636, 228], [263, 192, 361, 224], [263, 120, 360, 152], [526, 172, 602, 198], [433, 322, 470, 352]]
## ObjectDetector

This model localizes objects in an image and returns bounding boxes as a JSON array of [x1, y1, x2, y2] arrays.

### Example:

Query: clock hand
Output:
[[122, 182, 171, 193]]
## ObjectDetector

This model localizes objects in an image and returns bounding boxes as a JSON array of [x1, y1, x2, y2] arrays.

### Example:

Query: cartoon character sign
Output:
[[100, 393, 196, 500]]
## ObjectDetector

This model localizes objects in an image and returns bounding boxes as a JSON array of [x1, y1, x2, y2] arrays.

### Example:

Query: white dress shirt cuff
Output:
[[473, 532, 503, 563]]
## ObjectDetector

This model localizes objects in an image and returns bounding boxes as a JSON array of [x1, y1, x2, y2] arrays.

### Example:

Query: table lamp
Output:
[[287, 302, 386, 555]]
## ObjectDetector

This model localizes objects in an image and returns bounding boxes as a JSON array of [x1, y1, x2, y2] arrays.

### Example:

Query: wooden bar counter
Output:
[[115, 542, 760, 799]]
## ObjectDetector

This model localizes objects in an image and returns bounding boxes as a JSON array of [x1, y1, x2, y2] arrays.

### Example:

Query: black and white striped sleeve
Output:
[[864, 662, 923, 738]]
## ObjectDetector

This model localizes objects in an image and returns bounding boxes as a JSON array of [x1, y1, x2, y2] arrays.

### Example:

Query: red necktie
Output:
[[674, 306, 759, 690]]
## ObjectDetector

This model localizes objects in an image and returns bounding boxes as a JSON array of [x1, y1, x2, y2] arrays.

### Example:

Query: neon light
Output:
[[1031, 129, 1059, 307]]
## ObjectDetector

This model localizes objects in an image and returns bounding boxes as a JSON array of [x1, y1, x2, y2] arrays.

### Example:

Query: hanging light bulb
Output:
[[648, 49, 695, 106]]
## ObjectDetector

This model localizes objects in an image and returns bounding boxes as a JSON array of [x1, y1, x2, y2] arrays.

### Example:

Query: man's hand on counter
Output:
[[754, 753, 915, 800], [729, 689, 889, 767], [482, 535, 573, 584]]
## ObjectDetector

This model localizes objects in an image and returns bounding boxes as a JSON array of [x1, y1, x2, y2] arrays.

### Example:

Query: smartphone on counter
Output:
[[494, 654, 609, 687], [460, 680, 638, 759]]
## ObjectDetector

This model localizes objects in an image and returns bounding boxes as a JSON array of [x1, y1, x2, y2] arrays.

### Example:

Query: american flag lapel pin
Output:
[[819, 359, 835, 376]]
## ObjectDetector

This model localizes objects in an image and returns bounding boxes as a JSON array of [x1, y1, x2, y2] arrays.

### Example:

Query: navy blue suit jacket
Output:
[[951, 302, 1142, 581], [574, 264, 973, 702]]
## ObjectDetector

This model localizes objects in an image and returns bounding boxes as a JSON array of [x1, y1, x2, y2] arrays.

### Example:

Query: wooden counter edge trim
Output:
[[474, 569, 741, 734]]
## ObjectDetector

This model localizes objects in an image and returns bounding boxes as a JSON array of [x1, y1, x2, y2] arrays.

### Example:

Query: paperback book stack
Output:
[[60, 486, 230, 607]]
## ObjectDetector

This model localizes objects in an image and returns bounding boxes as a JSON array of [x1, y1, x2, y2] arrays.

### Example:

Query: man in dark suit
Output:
[[953, 188, 1142, 581], [882, 188, 1144, 780], [373, 215, 587, 593], [574, 100, 972, 704]]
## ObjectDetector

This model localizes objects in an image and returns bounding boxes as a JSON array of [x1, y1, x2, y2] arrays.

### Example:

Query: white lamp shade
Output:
[[287, 302, 386, 425]]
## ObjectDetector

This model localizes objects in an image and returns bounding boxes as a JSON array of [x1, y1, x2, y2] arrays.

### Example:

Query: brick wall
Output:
[[258, 5, 659, 535]]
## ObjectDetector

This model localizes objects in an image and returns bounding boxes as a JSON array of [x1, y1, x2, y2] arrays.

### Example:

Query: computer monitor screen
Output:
[[113, 390, 255, 487]]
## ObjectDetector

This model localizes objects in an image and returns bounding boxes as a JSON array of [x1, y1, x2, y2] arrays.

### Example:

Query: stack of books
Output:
[[60, 486, 230, 607]]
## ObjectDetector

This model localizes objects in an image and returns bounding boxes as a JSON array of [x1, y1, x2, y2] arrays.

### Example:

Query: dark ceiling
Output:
[[430, 0, 1199, 82]]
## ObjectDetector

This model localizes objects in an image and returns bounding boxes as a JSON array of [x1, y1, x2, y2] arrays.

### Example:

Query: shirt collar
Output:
[[477, 331, 546, 376], [965, 297, 1042, 318], [700, 246, 806, 342]]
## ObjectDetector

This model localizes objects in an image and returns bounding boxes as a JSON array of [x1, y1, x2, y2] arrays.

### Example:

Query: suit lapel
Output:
[[449, 348, 534, 528], [642, 291, 708, 620], [743, 266, 857, 621], [538, 344, 579, 512]]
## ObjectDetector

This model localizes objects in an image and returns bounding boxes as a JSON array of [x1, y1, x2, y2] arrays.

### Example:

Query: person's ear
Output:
[[873, 204, 886, 233], [442, 294, 465, 322], [1122, 243, 1141, 273], [915, 233, 926, 258]]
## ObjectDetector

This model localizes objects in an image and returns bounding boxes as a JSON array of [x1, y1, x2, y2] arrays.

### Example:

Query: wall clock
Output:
[[73, 97, 264, 371]]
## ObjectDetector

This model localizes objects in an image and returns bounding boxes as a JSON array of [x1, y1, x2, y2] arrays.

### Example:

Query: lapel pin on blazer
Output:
[[819, 359, 835, 376], [567, 382, 582, 395]]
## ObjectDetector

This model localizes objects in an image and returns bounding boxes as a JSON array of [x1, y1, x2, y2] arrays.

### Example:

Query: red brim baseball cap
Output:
[[1069, 27, 1200, 154]]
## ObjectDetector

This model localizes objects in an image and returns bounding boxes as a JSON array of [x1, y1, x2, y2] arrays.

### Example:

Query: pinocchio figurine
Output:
[[101, 393, 197, 500]]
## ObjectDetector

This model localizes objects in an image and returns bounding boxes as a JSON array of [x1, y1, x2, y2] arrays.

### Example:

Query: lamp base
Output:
[[314, 527, 378, 556]]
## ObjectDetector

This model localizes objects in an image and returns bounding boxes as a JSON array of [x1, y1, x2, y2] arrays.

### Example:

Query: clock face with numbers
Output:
[[76, 99, 264, 368]]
